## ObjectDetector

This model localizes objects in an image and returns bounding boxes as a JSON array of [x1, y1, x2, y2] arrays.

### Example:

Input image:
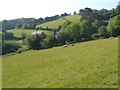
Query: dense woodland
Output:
[[1, 2, 120, 55]]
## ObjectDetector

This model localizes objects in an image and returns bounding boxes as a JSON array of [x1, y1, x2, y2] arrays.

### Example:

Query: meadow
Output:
[[2, 38, 118, 88], [8, 29, 52, 38], [36, 15, 81, 29]]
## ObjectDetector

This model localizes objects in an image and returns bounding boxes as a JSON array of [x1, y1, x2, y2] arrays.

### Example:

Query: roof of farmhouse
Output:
[[32, 31, 44, 35]]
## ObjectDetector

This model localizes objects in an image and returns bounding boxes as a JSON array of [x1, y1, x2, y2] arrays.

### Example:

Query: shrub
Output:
[[98, 26, 109, 38], [41, 35, 57, 49], [2, 40, 21, 55], [107, 15, 120, 37], [25, 34, 43, 50], [2, 31, 14, 40], [92, 33, 101, 40]]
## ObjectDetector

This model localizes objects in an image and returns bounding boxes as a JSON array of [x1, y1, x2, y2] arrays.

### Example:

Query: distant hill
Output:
[[2, 18, 36, 30], [36, 15, 81, 29]]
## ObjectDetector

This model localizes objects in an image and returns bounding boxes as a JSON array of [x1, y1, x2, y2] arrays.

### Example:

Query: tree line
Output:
[[1, 13, 70, 31]]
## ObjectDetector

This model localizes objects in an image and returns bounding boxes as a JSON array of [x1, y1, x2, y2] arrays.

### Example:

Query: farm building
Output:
[[32, 31, 46, 39]]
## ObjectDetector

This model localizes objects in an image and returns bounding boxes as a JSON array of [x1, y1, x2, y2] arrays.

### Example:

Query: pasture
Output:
[[36, 15, 81, 29], [2, 38, 118, 88], [8, 29, 52, 38]]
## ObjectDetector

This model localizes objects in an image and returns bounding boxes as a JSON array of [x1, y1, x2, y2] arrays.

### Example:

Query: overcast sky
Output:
[[0, 0, 119, 21]]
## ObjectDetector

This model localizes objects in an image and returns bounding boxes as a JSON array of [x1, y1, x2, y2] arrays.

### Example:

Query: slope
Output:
[[36, 15, 81, 29], [2, 38, 118, 88]]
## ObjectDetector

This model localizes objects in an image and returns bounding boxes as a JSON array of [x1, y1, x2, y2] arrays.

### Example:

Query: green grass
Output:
[[36, 15, 81, 29], [8, 29, 52, 38], [2, 38, 118, 88]]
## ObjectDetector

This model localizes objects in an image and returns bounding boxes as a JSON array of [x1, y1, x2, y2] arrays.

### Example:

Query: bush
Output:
[[98, 26, 109, 38], [21, 32, 27, 39], [2, 31, 14, 40], [2, 40, 21, 55], [107, 15, 120, 37], [92, 33, 101, 40], [25, 34, 43, 50], [41, 35, 57, 49]]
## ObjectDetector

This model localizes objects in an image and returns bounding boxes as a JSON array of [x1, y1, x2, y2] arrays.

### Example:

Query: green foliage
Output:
[[69, 23, 81, 42], [2, 18, 36, 30], [80, 8, 102, 22], [55, 32, 71, 45], [2, 20, 14, 30], [2, 40, 21, 55], [26, 34, 43, 50], [21, 32, 27, 39], [22, 23, 36, 29], [92, 33, 100, 40], [36, 15, 81, 29], [60, 21, 81, 42], [41, 35, 57, 49], [107, 15, 120, 37], [92, 20, 108, 29], [80, 20, 95, 39], [98, 26, 109, 38], [0, 21, 2, 31], [60, 20, 72, 32], [8, 29, 52, 39], [2, 31, 14, 40]]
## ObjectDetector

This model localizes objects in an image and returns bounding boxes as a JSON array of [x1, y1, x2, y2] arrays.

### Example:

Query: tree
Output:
[[80, 20, 95, 39], [84, 7, 93, 12], [98, 9, 110, 20], [98, 26, 109, 38], [60, 20, 72, 32], [55, 32, 72, 45], [117, 1, 120, 14], [61, 13, 69, 17], [73, 11, 76, 15], [2, 20, 13, 30], [107, 14, 120, 37], [79, 9, 85, 14], [2, 40, 21, 55], [69, 23, 81, 42], [22, 23, 36, 29], [21, 32, 26, 39], [92, 33, 101, 40], [16, 24, 22, 28], [80, 8, 102, 23], [26, 34, 43, 50], [2, 31, 14, 40], [35, 18, 44, 24], [41, 35, 57, 49]]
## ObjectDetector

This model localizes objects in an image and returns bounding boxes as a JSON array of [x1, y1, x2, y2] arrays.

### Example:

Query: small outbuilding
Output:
[[32, 30, 46, 39]]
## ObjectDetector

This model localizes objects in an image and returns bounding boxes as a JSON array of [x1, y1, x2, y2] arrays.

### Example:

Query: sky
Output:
[[0, 0, 119, 21]]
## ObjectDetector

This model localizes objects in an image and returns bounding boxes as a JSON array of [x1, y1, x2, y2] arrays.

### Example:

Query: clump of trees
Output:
[[107, 14, 120, 37], [2, 40, 21, 55], [2, 31, 14, 40]]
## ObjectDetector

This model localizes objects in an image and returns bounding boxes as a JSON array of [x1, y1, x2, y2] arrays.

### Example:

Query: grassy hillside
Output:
[[2, 38, 118, 88], [8, 29, 52, 38], [36, 15, 81, 29]]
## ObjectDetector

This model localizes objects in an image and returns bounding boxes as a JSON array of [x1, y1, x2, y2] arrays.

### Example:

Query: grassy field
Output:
[[2, 38, 118, 88], [8, 29, 52, 38], [36, 15, 81, 29]]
